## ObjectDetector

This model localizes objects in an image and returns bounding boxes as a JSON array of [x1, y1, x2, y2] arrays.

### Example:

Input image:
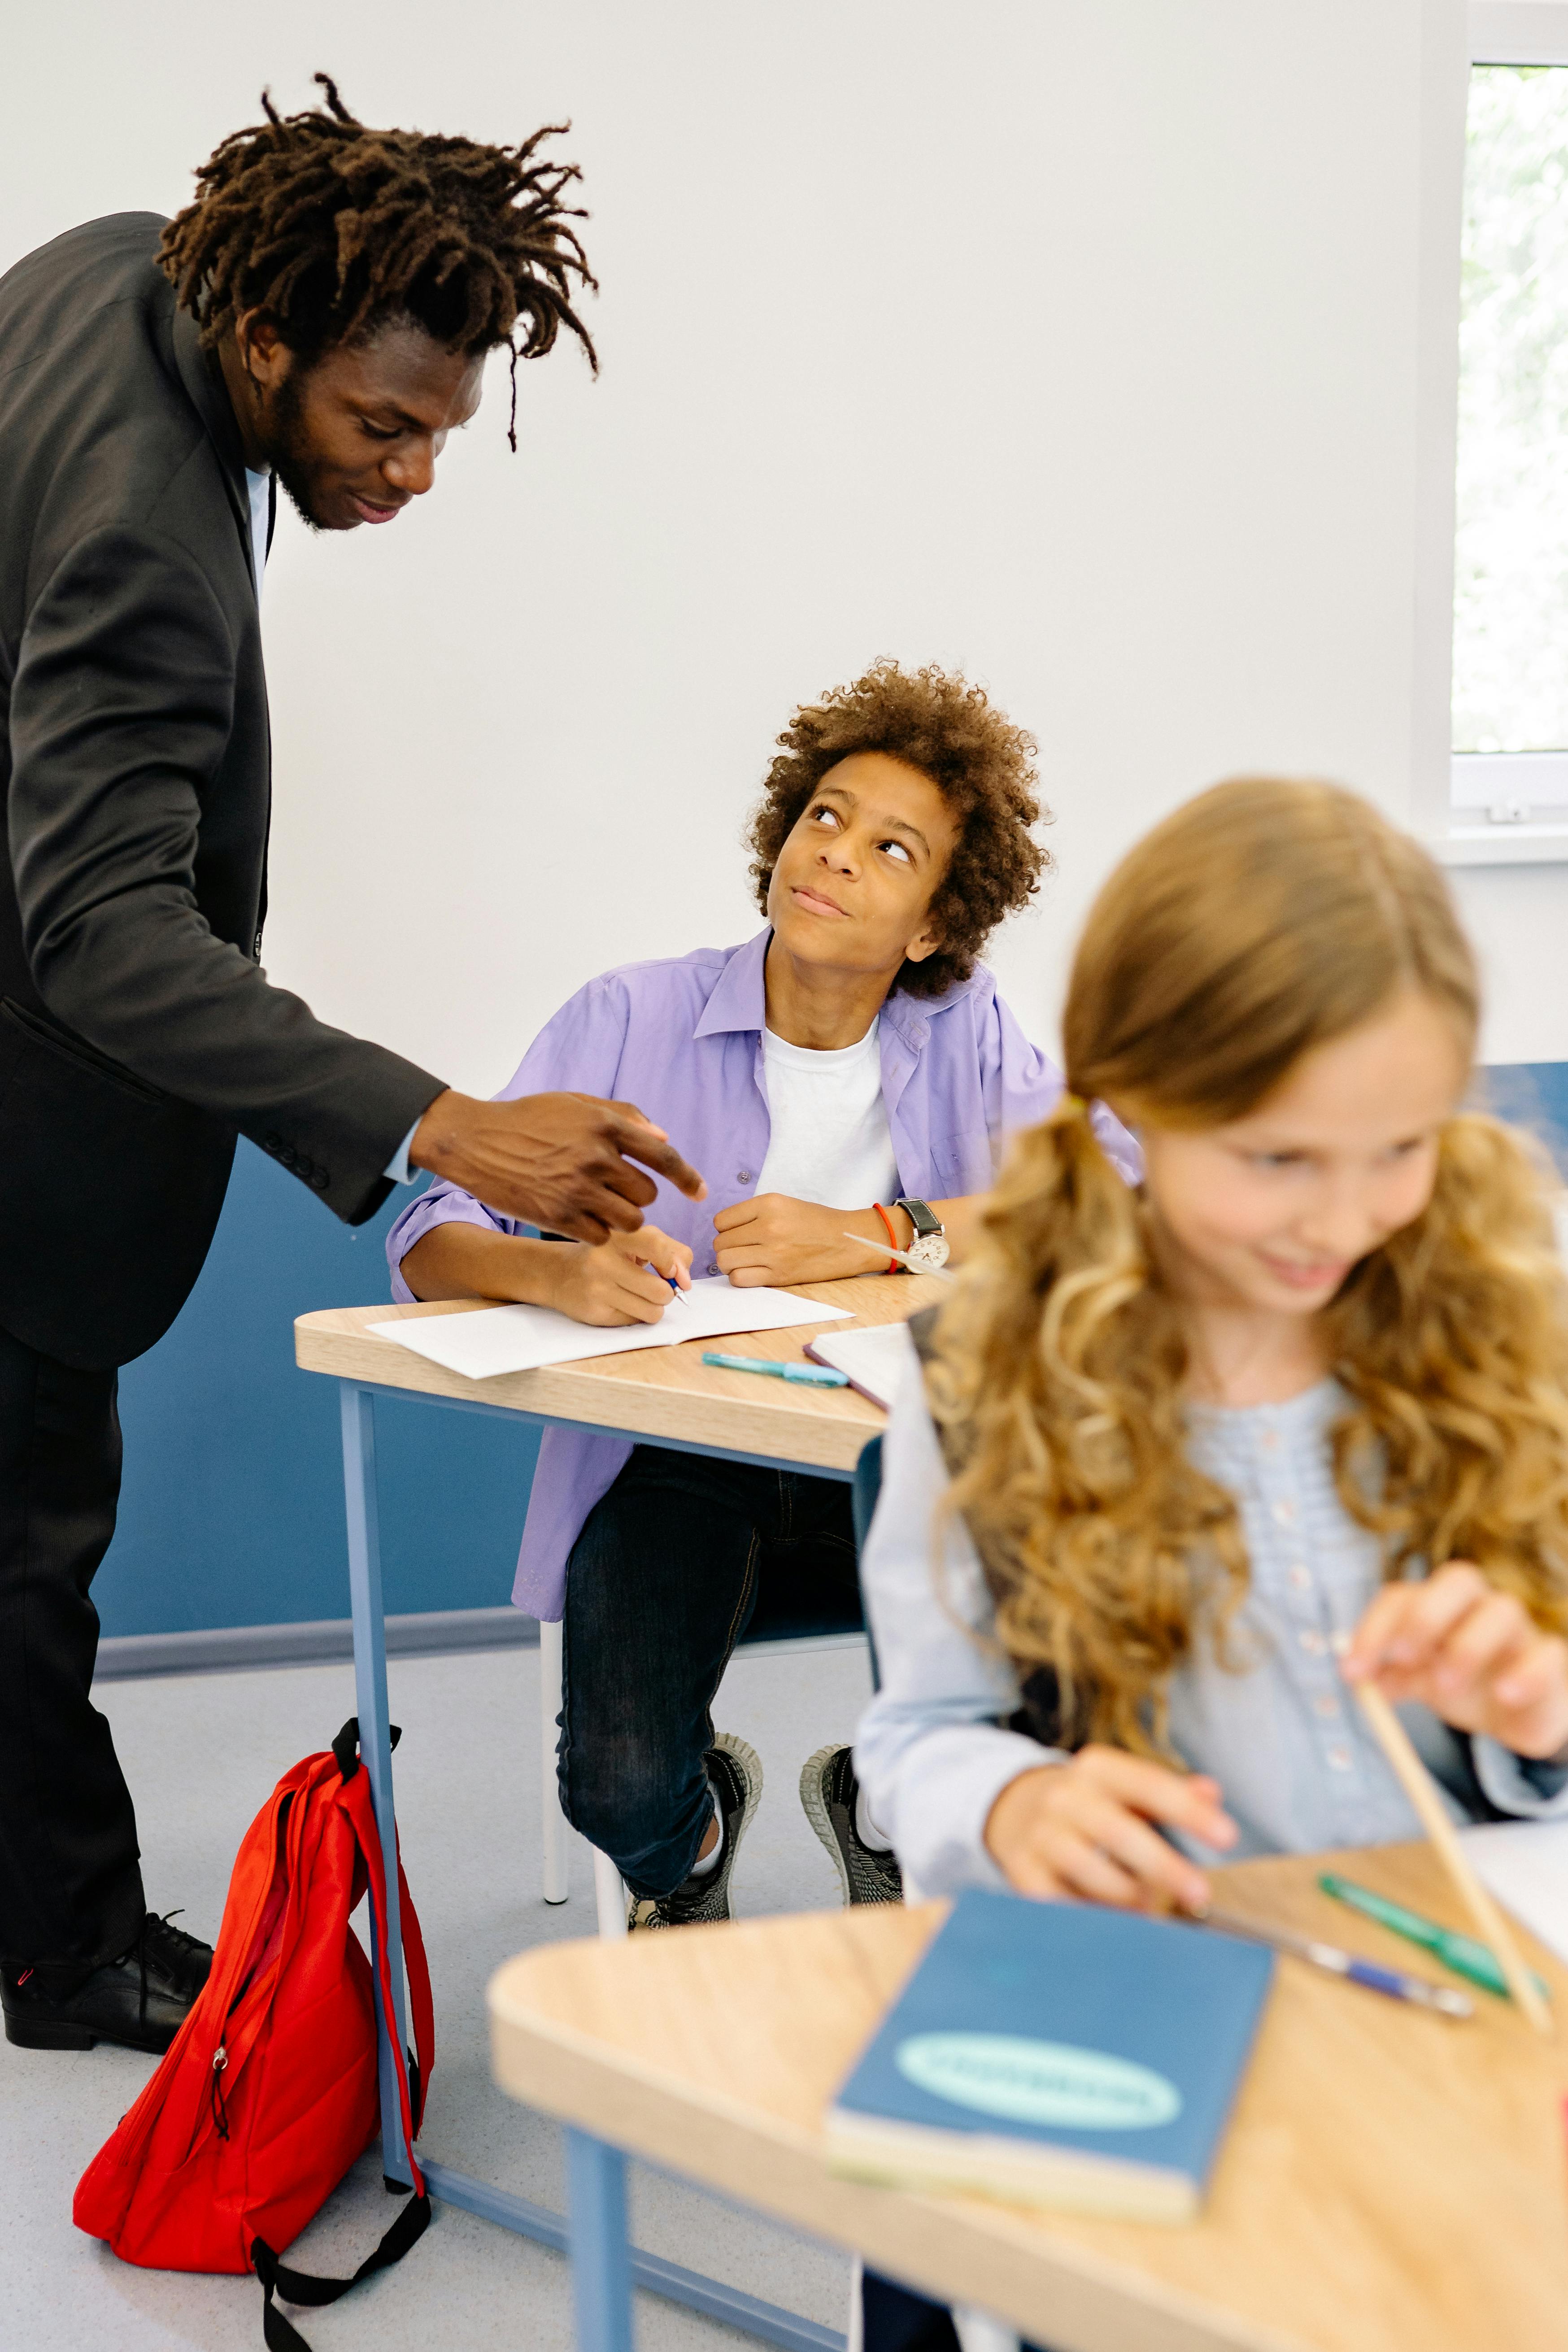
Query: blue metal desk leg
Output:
[[340, 1380, 414, 2189], [333, 1376, 842, 2352], [566, 2131, 635, 2352]]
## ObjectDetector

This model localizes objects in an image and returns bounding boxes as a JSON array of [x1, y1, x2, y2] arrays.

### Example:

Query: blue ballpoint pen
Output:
[[1192, 1905, 1474, 2018], [701, 1350, 849, 1387]]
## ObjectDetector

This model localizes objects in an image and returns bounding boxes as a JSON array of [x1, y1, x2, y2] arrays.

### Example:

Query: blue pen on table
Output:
[[701, 1350, 849, 1388], [1187, 1904, 1473, 2019]]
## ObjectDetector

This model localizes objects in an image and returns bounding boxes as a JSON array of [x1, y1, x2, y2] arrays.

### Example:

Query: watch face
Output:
[[906, 1230, 951, 1271]]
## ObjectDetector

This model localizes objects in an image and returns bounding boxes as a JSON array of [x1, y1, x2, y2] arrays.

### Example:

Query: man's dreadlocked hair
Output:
[[157, 74, 597, 448]]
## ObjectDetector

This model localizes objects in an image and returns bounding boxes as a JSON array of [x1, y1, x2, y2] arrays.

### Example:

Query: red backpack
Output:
[[74, 1719, 434, 2351]]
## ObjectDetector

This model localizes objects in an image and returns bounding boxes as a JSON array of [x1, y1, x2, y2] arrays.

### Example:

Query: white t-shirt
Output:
[[754, 1018, 901, 1210]]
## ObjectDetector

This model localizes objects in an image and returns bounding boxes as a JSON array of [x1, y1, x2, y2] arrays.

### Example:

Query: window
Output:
[[1453, 8, 1568, 830]]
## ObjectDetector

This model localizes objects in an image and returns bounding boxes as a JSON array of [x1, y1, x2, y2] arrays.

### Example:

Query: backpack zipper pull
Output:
[[210, 2044, 231, 2142]]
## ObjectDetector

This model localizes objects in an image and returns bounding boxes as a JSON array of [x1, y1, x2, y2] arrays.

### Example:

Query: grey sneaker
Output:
[[627, 1733, 762, 1931], [800, 1744, 902, 1906]]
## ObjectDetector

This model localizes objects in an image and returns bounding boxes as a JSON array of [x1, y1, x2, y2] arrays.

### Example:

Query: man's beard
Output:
[[261, 366, 326, 532]]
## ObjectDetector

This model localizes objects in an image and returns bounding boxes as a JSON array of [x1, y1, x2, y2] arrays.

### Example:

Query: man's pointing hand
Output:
[[409, 1090, 706, 1244]]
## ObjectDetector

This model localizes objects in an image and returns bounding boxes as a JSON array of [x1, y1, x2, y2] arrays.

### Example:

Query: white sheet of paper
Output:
[[1457, 1818, 1568, 1964], [366, 1276, 853, 1382]]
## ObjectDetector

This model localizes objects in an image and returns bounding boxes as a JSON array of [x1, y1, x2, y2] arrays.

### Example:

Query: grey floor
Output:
[[3, 1637, 875, 2352]]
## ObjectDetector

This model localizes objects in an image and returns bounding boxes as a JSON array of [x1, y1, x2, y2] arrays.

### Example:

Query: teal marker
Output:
[[701, 1351, 849, 1387], [1318, 1873, 1551, 2004]]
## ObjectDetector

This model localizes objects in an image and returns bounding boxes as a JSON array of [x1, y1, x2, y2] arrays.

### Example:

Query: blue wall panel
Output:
[[91, 1066, 1568, 1639], [1481, 1063, 1568, 1163], [92, 1141, 540, 1638]]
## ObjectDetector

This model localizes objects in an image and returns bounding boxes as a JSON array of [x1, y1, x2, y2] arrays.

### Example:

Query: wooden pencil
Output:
[[1353, 1679, 1554, 2038]]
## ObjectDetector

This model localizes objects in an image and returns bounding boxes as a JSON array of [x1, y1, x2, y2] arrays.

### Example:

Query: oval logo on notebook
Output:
[[894, 2034, 1181, 2131]]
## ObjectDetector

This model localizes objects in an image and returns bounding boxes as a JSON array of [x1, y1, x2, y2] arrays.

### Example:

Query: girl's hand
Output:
[[983, 1745, 1237, 1912], [546, 1225, 693, 1327], [1341, 1563, 1568, 1761]]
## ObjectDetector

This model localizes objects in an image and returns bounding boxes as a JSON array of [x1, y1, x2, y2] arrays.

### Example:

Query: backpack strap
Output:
[[396, 1856, 434, 2140], [251, 2191, 430, 2352]]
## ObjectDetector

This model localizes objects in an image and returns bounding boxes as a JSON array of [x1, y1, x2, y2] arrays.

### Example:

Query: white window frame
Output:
[[1419, 2, 1568, 864]]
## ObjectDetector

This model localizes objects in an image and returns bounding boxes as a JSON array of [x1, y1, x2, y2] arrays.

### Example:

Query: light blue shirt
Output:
[[383, 1122, 419, 1185], [244, 467, 270, 597], [854, 1360, 1568, 1898]]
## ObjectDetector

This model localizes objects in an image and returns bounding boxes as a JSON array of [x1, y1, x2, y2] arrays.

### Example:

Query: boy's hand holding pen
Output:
[[636, 1226, 693, 1304], [543, 1223, 693, 1328]]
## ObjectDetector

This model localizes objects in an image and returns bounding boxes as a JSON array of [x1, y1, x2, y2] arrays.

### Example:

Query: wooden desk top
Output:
[[489, 1845, 1568, 2352], [295, 1273, 942, 1471]]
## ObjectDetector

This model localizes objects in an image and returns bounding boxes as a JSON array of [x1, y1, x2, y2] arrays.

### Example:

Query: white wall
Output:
[[7, 0, 1562, 1088]]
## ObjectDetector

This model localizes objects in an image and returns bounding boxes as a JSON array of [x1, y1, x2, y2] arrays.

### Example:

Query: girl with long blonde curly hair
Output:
[[853, 776, 1568, 1911]]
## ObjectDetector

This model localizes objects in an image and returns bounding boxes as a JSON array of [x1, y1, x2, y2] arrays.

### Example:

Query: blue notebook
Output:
[[825, 1891, 1274, 2222]]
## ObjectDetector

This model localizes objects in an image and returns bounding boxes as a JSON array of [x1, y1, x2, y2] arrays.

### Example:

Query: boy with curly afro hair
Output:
[[388, 660, 1138, 1930], [747, 658, 1050, 1001]]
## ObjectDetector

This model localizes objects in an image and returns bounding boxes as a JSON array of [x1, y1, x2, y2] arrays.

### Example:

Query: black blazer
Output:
[[0, 215, 445, 1368]]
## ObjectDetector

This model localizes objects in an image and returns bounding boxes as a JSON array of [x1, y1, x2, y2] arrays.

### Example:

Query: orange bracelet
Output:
[[873, 1201, 902, 1274]]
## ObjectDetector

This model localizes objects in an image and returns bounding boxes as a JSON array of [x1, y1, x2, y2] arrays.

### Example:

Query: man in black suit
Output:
[[0, 79, 703, 2055]]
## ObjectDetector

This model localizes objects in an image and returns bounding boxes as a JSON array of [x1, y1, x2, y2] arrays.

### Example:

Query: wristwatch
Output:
[[895, 1197, 950, 1272]]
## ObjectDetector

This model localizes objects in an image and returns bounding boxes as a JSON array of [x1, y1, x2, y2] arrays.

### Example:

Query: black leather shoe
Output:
[[2, 1910, 213, 2054]]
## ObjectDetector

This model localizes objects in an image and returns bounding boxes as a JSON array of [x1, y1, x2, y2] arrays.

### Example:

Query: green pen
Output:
[[1318, 1873, 1551, 2004], [701, 1350, 849, 1387]]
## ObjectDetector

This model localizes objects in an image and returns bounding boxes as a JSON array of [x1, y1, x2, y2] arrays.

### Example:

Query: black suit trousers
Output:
[[0, 1321, 144, 1966]]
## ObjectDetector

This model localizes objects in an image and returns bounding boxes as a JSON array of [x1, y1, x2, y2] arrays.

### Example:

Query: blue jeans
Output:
[[557, 1446, 860, 1898], [861, 2272, 1055, 2352]]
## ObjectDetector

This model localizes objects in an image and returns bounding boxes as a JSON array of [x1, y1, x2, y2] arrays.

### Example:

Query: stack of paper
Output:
[[367, 1276, 851, 1382]]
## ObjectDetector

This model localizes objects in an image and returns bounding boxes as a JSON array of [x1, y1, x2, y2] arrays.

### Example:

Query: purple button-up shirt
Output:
[[385, 929, 1138, 1619]]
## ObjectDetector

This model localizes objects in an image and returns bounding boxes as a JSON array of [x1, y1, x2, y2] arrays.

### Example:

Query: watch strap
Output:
[[896, 1197, 943, 1240]]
